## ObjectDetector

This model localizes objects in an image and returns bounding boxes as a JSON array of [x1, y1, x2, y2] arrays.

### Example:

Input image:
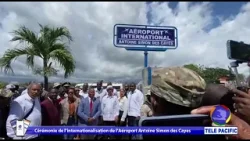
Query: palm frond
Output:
[[10, 26, 46, 58], [38, 24, 72, 57], [1, 24, 75, 81], [39, 24, 51, 48], [49, 49, 75, 78], [11, 26, 38, 44], [26, 55, 34, 69], [47, 26, 73, 45], [39, 24, 50, 37], [0, 48, 33, 74], [49, 43, 69, 53]]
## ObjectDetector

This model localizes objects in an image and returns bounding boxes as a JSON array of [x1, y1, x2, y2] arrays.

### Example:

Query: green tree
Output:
[[0, 24, 75, 90], [183, 64, 204, 76], [202, 67, 231, 83], [0, 82, 6, 89], [183, 64, 243, 83]]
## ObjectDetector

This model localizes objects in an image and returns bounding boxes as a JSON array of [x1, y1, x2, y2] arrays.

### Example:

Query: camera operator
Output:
[[231, 88, 250, 123], [204, 76, 250, 124]]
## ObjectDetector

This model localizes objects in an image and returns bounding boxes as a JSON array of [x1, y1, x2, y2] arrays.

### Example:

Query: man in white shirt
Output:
[[22, 82, 48, 102], [79, 83, 88, 98], [101, 86, 119, 139], [6, 83, 42, 140], [21, 81, 35, 95], [21, 88, 27, 95], [101, 86, 119, 125], [121, 83, 144, 140], [95, 81, 106, 100]]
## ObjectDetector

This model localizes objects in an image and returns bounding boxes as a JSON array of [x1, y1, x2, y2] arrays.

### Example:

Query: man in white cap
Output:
[[53, 83, 61, 89], [107, 82, 118, 97], [5, 84, 15, 91], [101, 85, 119, 139]]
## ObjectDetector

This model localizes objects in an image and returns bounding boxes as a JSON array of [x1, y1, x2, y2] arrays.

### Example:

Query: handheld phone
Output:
[[237, 86, 248, 93], [16, 120, 24, 137], [227, 40, 250, 62], [139, 114, 226, 140]]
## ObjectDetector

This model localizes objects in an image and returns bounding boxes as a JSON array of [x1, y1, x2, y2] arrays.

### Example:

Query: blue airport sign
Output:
[[113, 24, 178, 50]]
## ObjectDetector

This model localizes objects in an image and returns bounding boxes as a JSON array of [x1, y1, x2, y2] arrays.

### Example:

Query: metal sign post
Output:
[[113, 24, 178, 86], [144, 51, 148, 68]]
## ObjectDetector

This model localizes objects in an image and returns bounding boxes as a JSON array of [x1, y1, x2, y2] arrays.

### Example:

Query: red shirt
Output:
[[57, 97, 64, 103]]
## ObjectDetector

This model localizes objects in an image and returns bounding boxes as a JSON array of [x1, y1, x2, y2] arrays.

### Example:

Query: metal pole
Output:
[[230, 61, 241, 87], [232, 67, 241, 87], [144, 51, 148, 68]]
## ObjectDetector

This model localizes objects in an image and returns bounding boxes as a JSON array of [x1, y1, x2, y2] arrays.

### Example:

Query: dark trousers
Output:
[[98, 116, 103, 125], [102, 121, 116, 139], [29, 137, 41, 140], [117, 111, 127, 139], [128, 116, 139, 140], [42, 135, 61, 140], [64, 116, 76, 140], [118, 110, 127, 126], [103, 121, 116, 126], [128, 116, 138, 126], [67, 116, 76, 125]]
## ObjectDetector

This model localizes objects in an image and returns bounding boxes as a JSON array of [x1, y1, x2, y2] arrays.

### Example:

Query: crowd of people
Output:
[[1, 66, 250, 140], [0, 80, 148, 140]]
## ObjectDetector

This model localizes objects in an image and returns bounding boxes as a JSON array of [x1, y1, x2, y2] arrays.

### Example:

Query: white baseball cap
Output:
[[107, 85, 113, 90], [5, 84, 15, 89], [53, 83, 61, 88]]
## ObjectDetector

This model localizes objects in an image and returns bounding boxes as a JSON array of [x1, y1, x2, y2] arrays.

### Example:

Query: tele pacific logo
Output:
[[204, 105, 237, 135]]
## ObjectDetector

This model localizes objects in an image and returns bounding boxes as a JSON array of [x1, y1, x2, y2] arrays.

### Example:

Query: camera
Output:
[[227, 40, 250, 91], [227, 40, 250, 62]]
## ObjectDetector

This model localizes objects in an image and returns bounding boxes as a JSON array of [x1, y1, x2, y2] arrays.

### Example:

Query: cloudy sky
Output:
[[0, 2, 250, 83]]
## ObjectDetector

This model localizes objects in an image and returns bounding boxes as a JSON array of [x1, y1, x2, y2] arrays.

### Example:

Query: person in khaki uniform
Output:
[[140, 88, 152, 117], [0, 86, 15, 140], [142, 67, 206, 139]]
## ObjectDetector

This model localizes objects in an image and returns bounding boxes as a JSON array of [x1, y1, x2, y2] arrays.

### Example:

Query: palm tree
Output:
[[0, 24, 75, 90]]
